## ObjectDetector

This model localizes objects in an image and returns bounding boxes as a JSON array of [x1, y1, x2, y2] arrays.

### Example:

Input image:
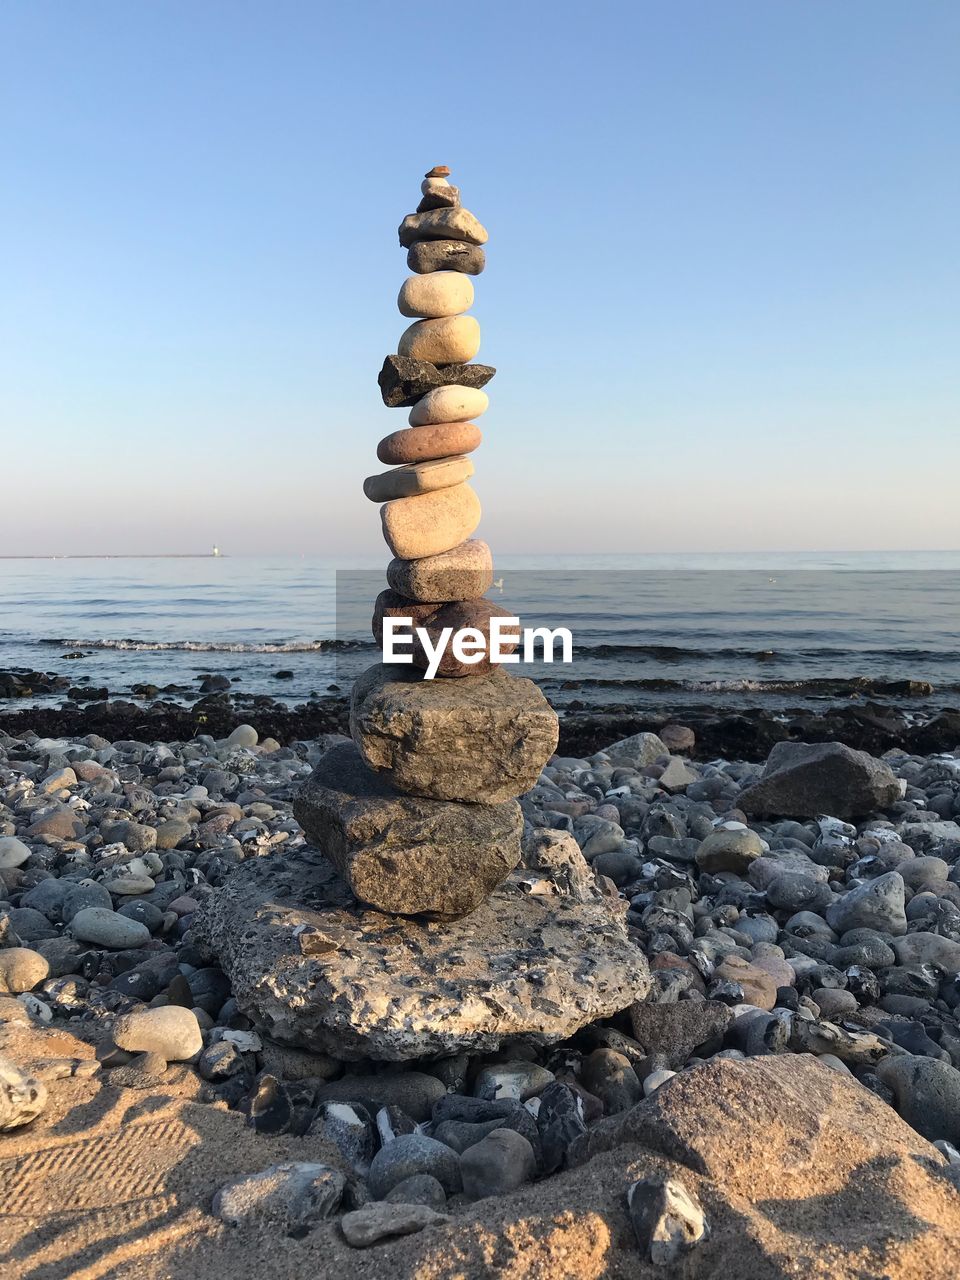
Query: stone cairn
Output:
[[297, 164, 560, 922], [199, 170, 649, 1061]]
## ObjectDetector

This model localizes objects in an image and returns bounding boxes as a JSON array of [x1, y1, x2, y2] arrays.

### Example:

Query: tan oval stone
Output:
[[398, 272, 474, 319], [387, 539, 493, 602], [381, 483, 481, 560], [377, 421, 482, 465], [363, 455, 474, 503], [398, 316, 480, 365], [408, 386, 488, 426]]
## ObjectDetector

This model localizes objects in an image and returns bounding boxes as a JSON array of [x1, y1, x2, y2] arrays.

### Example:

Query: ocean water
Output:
[[1, 552, 958, 713]]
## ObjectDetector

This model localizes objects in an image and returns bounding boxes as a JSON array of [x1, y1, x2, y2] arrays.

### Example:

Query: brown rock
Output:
[[409, 599, 520, 677], [713, 954, 778, 1010], [380, 483, 481, 560], [350, 663, 559, 804], [377, 421, 482, 466], [363, 456, 474, 503], [387, 539, 493, 603], [371, 590, 437, 644], [425, 165, 451, 178], [660, 723, 696, 753], [293, 742, 522, 920], [407, 240, 485, 275]]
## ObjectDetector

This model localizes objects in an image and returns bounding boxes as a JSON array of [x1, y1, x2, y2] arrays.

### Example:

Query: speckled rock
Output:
[[293, 742, 521, 919], [193, 849, 650, 1061], [350, 663, 559, 804]]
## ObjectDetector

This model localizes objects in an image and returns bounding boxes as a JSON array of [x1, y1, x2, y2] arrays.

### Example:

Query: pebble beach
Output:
[[2, 714, 960, 1276]]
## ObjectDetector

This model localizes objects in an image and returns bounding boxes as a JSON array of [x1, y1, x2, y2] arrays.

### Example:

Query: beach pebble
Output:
[[695, 827, 765, 874], [398, 207, 488, 248], [0, 948, 50, 995], [0, 1057, 47, 1131], [628, 1175, 708, 1264], [474, 1061, 554, 1102], [112, 1005, 203, 1061], [363, 455, 474, 503], [377, 420, 482, 466], [0, 837, 32, 869], [387, 538, 493, 604], [460, 1128, 537, 1200], [226, 724, 258, 748], [407, 239, 485, 275], [383, 1174, 448, 1210], [825, 872, 907, 936], [341, 1202, 449, 1248], [643, 1069, 677, 1096], [26, 808, 85, 840], [70, 907, 151, 949], [309, 1101, 377, 1178], [214, 1162, 345, 1230], [536, 1081, 588, 1175], [367, 1133, 462, 1199], [876, 1055, 960, 1145], [408, 385, 489, 427], [380, 483, 481, 561], [398, 315, 480, 365], [398, 272, 474, 319], [40, 766, 77, 793], [714, 956, 778, 1010], [580, 1048, 642, 1115]]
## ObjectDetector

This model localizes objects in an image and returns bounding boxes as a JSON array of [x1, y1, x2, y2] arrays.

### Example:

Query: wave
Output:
[[573, 642, 955, 662], [546, 676, 940, 696], [38, 637, 375, 654]]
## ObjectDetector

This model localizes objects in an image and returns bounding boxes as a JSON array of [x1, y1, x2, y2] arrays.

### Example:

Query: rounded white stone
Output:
[[421, 177, 450, 194], [226, 724, 258, 748], [0, 838, 31, 869], [398, 272, 474, 319], [408, 386, 489, 426], [112, 1005, 203, 1061]]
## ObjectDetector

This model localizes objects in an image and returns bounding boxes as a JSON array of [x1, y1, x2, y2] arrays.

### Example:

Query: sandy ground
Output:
[[2, 1017, 959, 1280]]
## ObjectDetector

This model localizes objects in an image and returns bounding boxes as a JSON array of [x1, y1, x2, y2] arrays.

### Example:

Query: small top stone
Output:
[[425, 166, 450, 178]]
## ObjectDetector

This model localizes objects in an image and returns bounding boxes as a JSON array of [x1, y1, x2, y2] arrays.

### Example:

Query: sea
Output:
[[1, 552, 958, 716]]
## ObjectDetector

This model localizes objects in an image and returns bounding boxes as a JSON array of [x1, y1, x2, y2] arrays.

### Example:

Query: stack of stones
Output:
[[295, 167, 560, 922]]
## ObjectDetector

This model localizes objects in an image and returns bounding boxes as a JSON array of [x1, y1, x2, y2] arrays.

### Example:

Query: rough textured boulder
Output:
[[293, 742, 521, 919], [377, 355, 495, 409], [193, 849, 649, 1060], [738, 740, 901, 819], [350, 663, 559, 804]]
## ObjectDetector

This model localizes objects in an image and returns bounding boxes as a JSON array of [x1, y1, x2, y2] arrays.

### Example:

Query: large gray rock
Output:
[[193, 848, 650, 1061], [737, 741, 901, 819], [825, 871, 907, 936], [293, 743, 521, 919], [350, 664, 559, 804]]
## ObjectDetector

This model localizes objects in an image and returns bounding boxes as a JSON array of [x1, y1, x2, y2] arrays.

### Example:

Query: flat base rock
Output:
[[350, 663, 560, 803], [193, 850, 650, 1061], [292, 742, 521, 920]]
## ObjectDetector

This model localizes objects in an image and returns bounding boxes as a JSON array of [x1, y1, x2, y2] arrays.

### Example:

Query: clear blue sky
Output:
[[1, 1, 957, 556]]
